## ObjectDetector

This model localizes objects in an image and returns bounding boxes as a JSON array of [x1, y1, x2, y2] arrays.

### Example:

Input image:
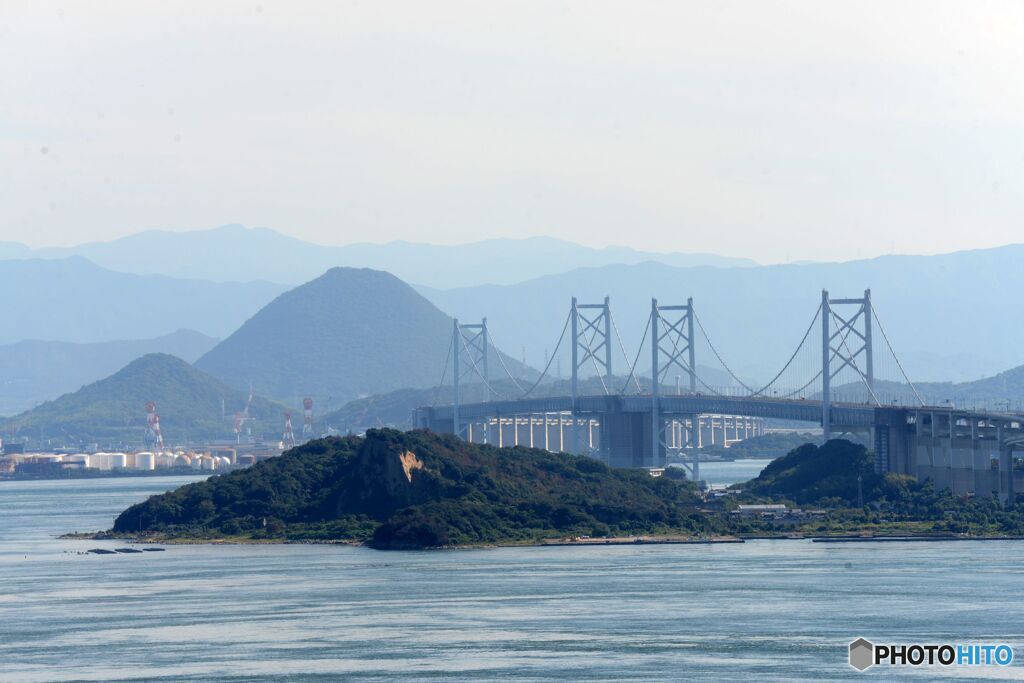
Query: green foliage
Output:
[[9, 353, 283, 446], [738, 439, 878, 505], [732, 439, 1024, 536], [114, 428, 720, 547]]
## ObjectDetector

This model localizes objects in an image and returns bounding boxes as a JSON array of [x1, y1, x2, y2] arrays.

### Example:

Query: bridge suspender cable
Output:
[[871, 304, 926, 406], [772, 305, 862, 399], [576, 321, 610, 395], [441, 292, 915, 410], [780, 369, 823, 399], [689, 302, 859, 401], [429, 333, 455, 407], [519, 309, 572, 398], [609, 311, 643, 394], [748, 304, 822, 397], [649, 309, 730, 398], [828, 307, 881, 406], [456, 330, 510, 401], [618, 313, 652, 395], [691, 310, 757, 394], [484, 331, 527, 395]]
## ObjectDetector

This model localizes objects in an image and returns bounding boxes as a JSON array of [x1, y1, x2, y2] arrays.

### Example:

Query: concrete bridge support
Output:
[[415, 397, 1018, 494], [904, 413, 1019, 504], [600, 410, 652, 468]]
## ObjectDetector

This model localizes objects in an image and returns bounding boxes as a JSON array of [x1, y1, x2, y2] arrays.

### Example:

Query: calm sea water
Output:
[[2, 476, 1023, 682], [676, 458, 773, 487]]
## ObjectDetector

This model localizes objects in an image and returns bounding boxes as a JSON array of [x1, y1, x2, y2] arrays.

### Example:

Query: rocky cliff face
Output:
[[114, 428, 712, 548], [334, 431, 444, 517]]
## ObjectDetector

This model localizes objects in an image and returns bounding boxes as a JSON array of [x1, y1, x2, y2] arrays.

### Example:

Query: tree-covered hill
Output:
[[733, 439, 1024, 536], [736, 439, 881, 505], [113, 428, 717, 548], [7, 353, 282, 447], [0, 328, 218, 415], [195, 267, 533, 407]]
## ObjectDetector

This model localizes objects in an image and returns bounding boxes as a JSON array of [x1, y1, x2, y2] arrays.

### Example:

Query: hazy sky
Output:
[[2, 1, 1023, 262]]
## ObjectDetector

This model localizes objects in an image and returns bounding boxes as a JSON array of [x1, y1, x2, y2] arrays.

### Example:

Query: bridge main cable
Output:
[[690, 303, 826, 399], [518, 309, 573, 399], [871, 303, 926, 406]]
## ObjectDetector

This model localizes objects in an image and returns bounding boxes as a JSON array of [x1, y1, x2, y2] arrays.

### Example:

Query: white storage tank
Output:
[[66, 454, 90, 468], [135, 452, 156, 470], [110, 452, 128, 469], [199, 455, 215, 471]]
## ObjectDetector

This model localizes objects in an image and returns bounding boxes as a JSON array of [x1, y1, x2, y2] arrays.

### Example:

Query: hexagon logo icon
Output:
[[849, 638, 874, 671]]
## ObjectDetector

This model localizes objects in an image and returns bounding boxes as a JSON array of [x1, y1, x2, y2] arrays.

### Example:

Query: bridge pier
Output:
[[415, 400, 1020, 496], [600, 409, 651, 468], [902, 413, 1021, 504]]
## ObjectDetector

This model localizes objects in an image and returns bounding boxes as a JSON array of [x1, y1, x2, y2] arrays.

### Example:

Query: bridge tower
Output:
[[650, 298, 697, 471], [570, 297, 612, 454], [821, 289, 874, 438], [452, 317, 489, 441]]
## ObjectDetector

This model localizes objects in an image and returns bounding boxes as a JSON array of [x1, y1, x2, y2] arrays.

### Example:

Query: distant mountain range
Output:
[[0, 329, 218, 416], [5, 224, 757, 288], [828, 363, 1024, 412], [421, 244, 1024, 384], [6, 353, 283, 448], [5, 227, 1024, 394], [0, 257, 287, 344], [195, 267, 533, 408]]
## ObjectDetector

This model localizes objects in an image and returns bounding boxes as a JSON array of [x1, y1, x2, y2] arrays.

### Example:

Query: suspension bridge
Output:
[[413, 289, 1024, 502]]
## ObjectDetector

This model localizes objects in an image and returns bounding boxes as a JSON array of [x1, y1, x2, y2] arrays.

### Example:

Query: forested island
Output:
[[109, 429, 716, 548], [100, 429, 1024, 549]]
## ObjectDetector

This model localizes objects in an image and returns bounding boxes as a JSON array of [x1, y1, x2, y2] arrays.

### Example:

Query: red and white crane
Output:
[[144, 401, 164, 449]]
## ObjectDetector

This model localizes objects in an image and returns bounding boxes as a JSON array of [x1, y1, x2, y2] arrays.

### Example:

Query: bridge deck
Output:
[[418, 394, 1022, 430]]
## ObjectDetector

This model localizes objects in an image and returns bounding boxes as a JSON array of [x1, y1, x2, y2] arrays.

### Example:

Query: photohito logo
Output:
[[849, 638, 1014, 671]]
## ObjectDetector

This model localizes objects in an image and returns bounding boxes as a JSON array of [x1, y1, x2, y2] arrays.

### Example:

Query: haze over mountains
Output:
[[0, 329, 218, 416], [422, 244, 1024, 384], [3, 224, 1023, 430], [195, 267, 532, 409], [831, 365, 1024, 411], [0, 256, 286, 344], [10, 354, 282, 446], [4, 224, 756, 288]]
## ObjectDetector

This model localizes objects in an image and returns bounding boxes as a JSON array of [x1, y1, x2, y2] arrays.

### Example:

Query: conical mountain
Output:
[[195, 267, 527, 407], [8, 353, 280, 447]]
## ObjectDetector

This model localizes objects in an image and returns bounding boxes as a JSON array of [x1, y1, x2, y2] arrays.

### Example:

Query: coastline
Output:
[[62, 530, 1024, 550]]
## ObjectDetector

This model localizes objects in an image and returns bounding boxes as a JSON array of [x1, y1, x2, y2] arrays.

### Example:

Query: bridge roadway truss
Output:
[[417, 292, 1024, 502]]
